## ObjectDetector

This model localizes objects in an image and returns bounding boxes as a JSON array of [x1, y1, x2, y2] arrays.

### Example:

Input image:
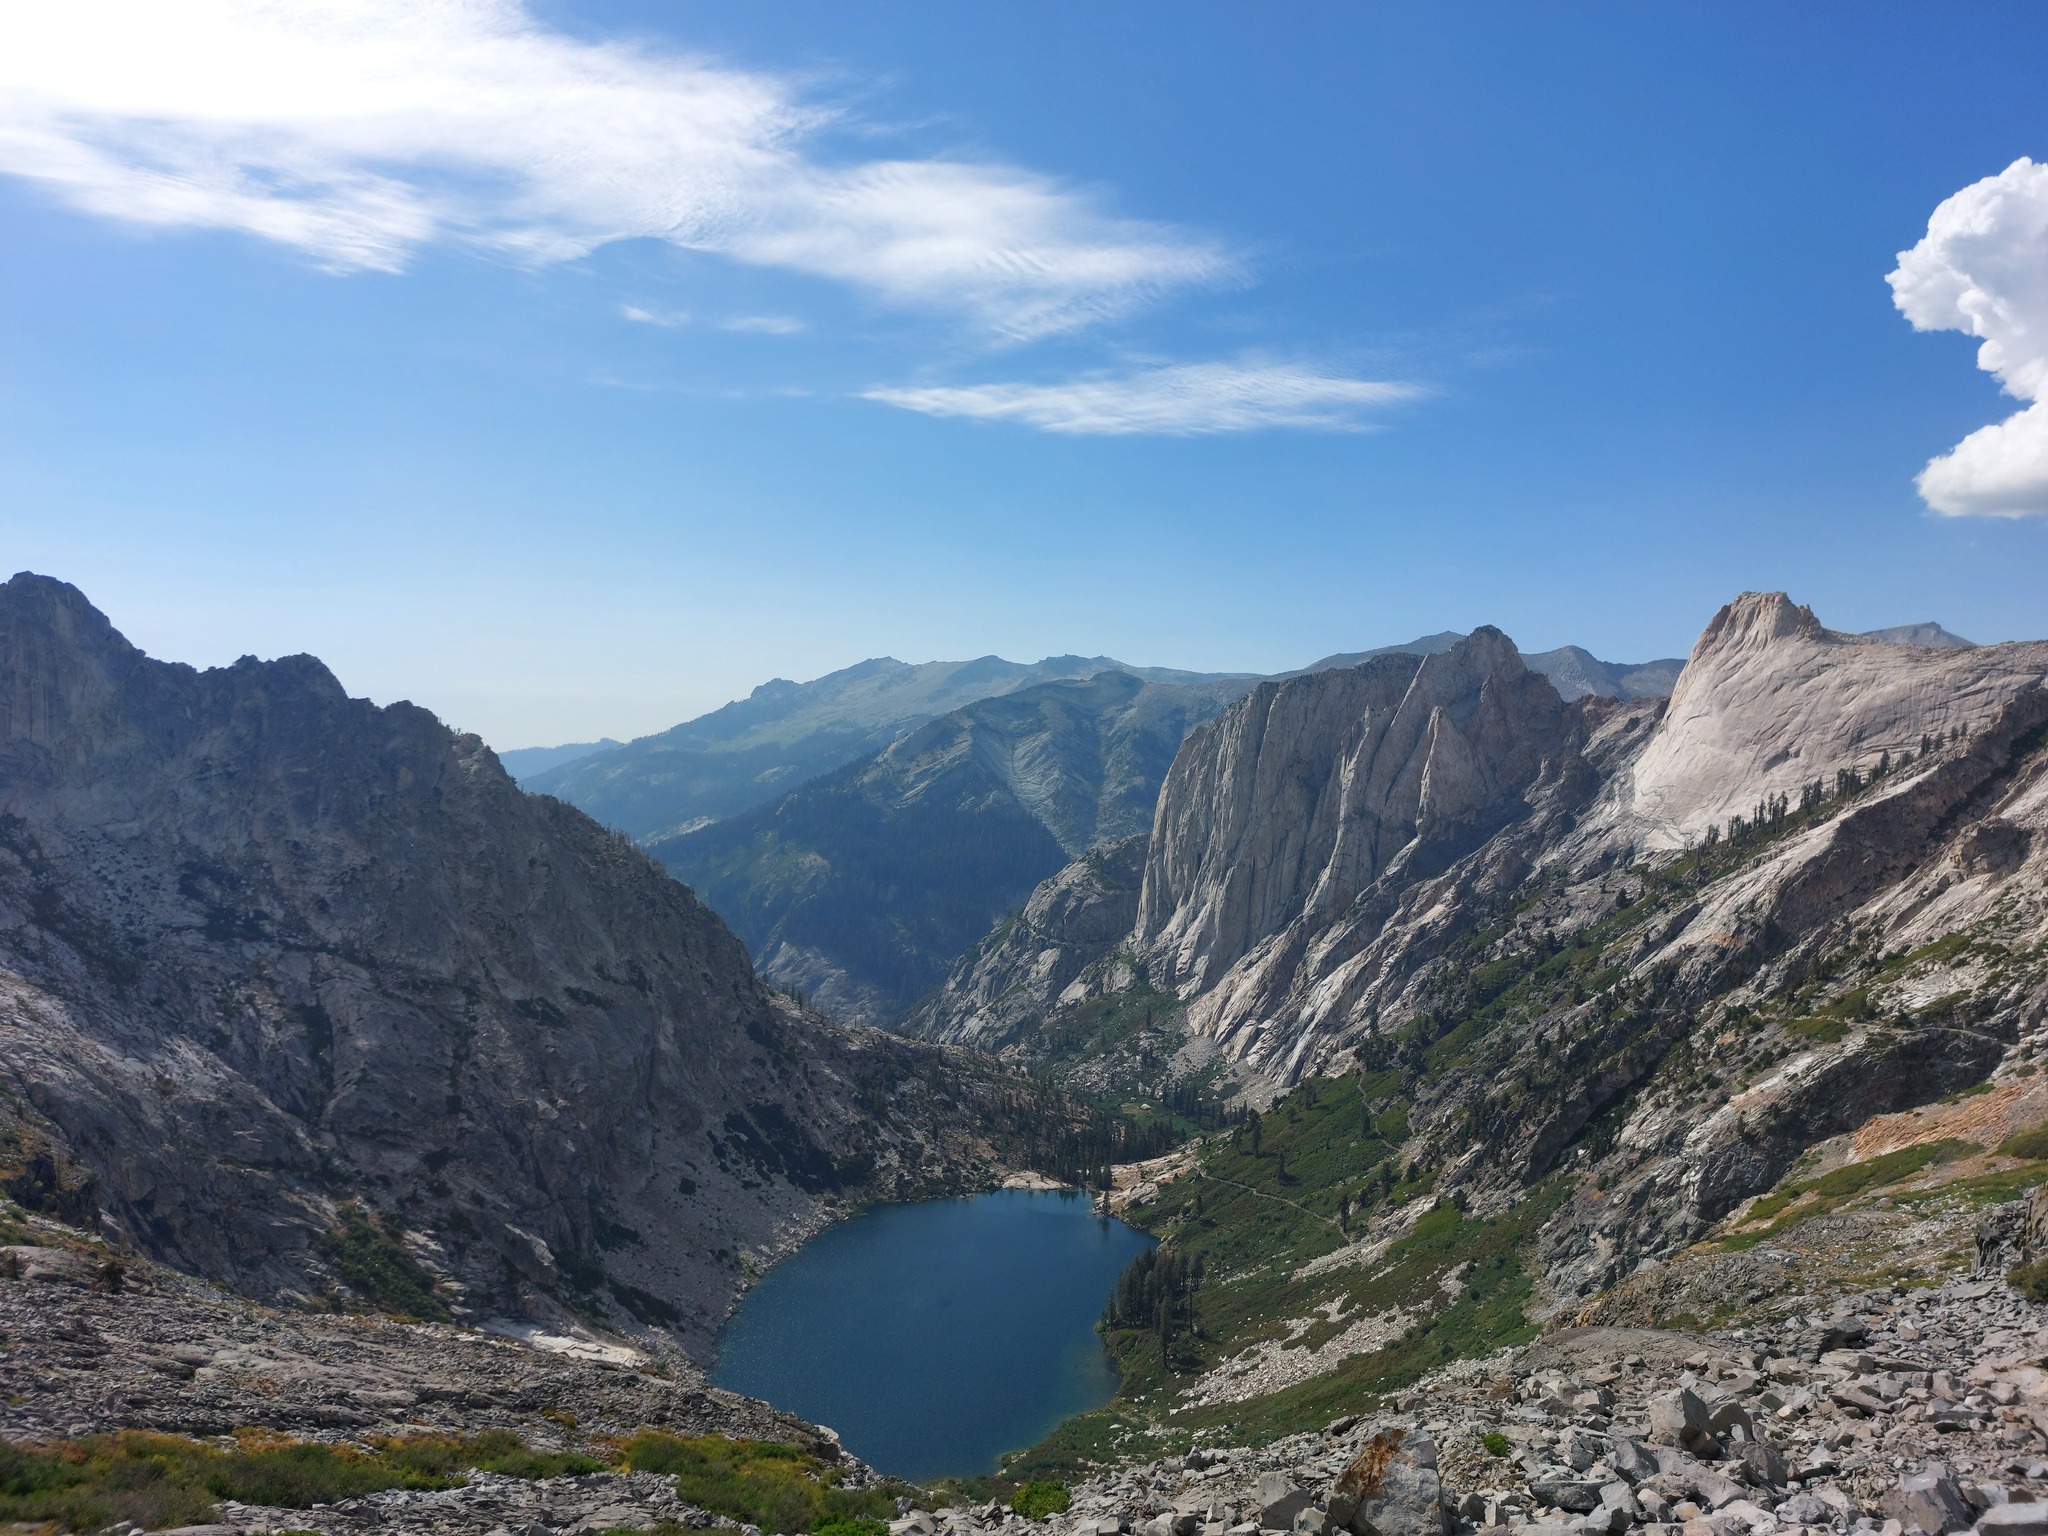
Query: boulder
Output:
[[1978, 1507, 2048, 1536], [1610, 1439, 1662, 1485], [1693, 1473, 1748, 1512], [1331, 1431, 1444, 1536], [1886, 1469, 1973, 1536], [1257, 1475, 1314, 1532], [1736, 1441, 1787, 1488], [1531, 1482, 1606, 1515], [1651, 1389, 1719, 1455]]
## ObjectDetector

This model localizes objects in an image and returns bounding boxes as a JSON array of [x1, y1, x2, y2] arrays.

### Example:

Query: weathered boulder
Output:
[[1257, 1474, 1314, 1531], [1330, 1431, 1445, 1536], [1978, 1506, 2048, 1536], [1887, 1468, 1974, 1535], [1649, 1388, 1718, 1454]]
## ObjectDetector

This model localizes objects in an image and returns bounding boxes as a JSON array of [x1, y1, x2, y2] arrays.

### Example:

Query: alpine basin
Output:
[[710, 1190, 1154, 1481]]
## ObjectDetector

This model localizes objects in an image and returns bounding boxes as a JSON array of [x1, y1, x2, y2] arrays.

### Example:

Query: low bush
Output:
[[2011, 1258, 2048, 1304], [0, 1427, 605, 1532], [1479, 1432, 1511, 1457], [1013, 1482, 1072, 1520], [616, 1433, 897, 1534], [2000, 1123, 2048, 1161], [315, 1201, 450, 1321]]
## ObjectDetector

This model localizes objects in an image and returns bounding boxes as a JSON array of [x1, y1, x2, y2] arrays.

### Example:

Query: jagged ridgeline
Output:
[[0, 573, 1110, 1359], [930, 597, 2048, 1460]]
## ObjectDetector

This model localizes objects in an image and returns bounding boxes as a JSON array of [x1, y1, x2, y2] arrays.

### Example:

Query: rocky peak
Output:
[[1135, 627, 1567, 998], [0, 574, 1014, 1356], [1617, 593, 2048, 851], [1689, 590, 1829, 661]]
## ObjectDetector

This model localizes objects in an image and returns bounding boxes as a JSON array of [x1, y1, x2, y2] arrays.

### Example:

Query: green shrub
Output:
[[2000, 1123, 2048, 1161], [0, 1427, 611, 1532], [1479, 1432, 1511, 1457], [618, 1433, 894, 1534], [315, 1201, 450, 1321], [814, 1518, 890, 1536], [2011, 1258, 2048, 1303], [1013, 1482, 1072, 1520], [1786, 1017, 1848, 1044]]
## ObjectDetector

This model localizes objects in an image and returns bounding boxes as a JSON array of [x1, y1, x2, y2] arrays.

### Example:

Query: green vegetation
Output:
[[0, 1425, 896, 1535], [315, 1200, 450, 1320], [1786, 1017, 1848, 1043], [2000, 1123, 2048, 1161], [617, 1433, 904, 1532], [1724, 1139, 1977, 1247], [1479, 1432, 1511, 1457], [657, 749, 1071, 1020], [0, 1428, 600, 1533], [2010, 1258, 2048, 1304], [1012, 1482, 1072, 1519], [994, 1053, 1579, 1472]]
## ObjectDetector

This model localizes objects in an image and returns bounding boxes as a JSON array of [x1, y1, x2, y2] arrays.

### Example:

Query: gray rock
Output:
[[1257, 1475, 1314, 1531], [1886, 1470, 1973, 1536], [1976, 1508, 2048, 1536], [1650, 1390, 1717, 1455], [1612, 1439, 1663, 1485]]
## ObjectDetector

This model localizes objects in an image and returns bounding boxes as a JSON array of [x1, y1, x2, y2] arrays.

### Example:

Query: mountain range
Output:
[[519, 654, 1254, 839], [5, 570, 2043, 1485], [0, 574, 1054, 1357], [911, 593, 2048, 1312], [525, 636, 1690, 1024]]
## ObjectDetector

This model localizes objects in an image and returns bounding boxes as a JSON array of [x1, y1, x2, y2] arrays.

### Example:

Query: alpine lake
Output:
[[709, 1190, 1155, 1482]]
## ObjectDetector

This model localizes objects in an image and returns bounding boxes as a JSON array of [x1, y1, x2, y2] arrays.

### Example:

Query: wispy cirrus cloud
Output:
[[863, 360, 1424, 436], [1889, 157, 2048, 518], [0, 0, 1237, 338], [721, 314, 807, 335]]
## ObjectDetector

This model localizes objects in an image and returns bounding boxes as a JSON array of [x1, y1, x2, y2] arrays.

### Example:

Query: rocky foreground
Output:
[[1012, 1276, 2048, 1536], [24, 1258, 2038, 1536]]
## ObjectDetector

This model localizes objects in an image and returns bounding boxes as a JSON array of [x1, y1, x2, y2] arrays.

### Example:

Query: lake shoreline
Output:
[[709, 1188, 1153, 1482]]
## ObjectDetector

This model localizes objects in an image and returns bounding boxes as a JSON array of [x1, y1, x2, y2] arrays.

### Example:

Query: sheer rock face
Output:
[[1612, 592, 2048, 853], [1135, 628, 1572, 1004], [901, 835, 1147, 1052], [0, 574, 1002, 1358]]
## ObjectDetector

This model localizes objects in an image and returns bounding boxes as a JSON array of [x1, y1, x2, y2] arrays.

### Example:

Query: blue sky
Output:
[[3, 2, 2046, 748]]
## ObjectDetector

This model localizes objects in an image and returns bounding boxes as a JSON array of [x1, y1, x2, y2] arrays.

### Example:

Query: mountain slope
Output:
[[654, 670, 1255, 1024], [919, 593, 2048, 1323], [499, 737, 622, 782], [527, 654, 1252, 840], [0, 573, 1026, 1359], [875, 595, 2048, 1457]]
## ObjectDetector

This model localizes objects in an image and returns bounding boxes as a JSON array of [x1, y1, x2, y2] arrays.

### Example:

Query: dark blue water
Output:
[[710, 1190, 1154, 1481]]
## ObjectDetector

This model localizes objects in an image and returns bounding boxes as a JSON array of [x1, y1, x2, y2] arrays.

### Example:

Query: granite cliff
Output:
[[653, 669, 1256, 1025], [916, 594, 2048, 1313], [0, 574, 1027, 1359]]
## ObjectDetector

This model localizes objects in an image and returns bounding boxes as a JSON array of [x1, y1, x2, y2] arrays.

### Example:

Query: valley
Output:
[[3, 576, 2046, 1536]]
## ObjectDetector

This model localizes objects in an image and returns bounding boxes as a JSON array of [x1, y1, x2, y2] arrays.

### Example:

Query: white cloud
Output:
[[721, 314, 806, 335], [1889, 157, 2048, 517], [622, 305, 689, 327], [863, 360, 1423, 435], [0, 0, 1235, 337]]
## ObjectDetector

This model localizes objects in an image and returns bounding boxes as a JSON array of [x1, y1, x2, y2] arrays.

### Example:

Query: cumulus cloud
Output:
[[863, 361, 1423, 435], [1888, 157, 2048, 517], [0, 0, 1235, 337]]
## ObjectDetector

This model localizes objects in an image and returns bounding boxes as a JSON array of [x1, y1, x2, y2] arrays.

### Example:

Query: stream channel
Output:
[[709, 1189, 1155, 1482]]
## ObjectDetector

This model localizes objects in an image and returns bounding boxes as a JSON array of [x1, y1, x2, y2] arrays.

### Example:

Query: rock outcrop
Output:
[[656, 670, 1254, 1025], [0, 574, 1016, 1358], [920, 593, 2048, 1311], [902, 836, 1148, 1053], [1610, 593, 2048, 852], [1136, 629, 1571, 1000]]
